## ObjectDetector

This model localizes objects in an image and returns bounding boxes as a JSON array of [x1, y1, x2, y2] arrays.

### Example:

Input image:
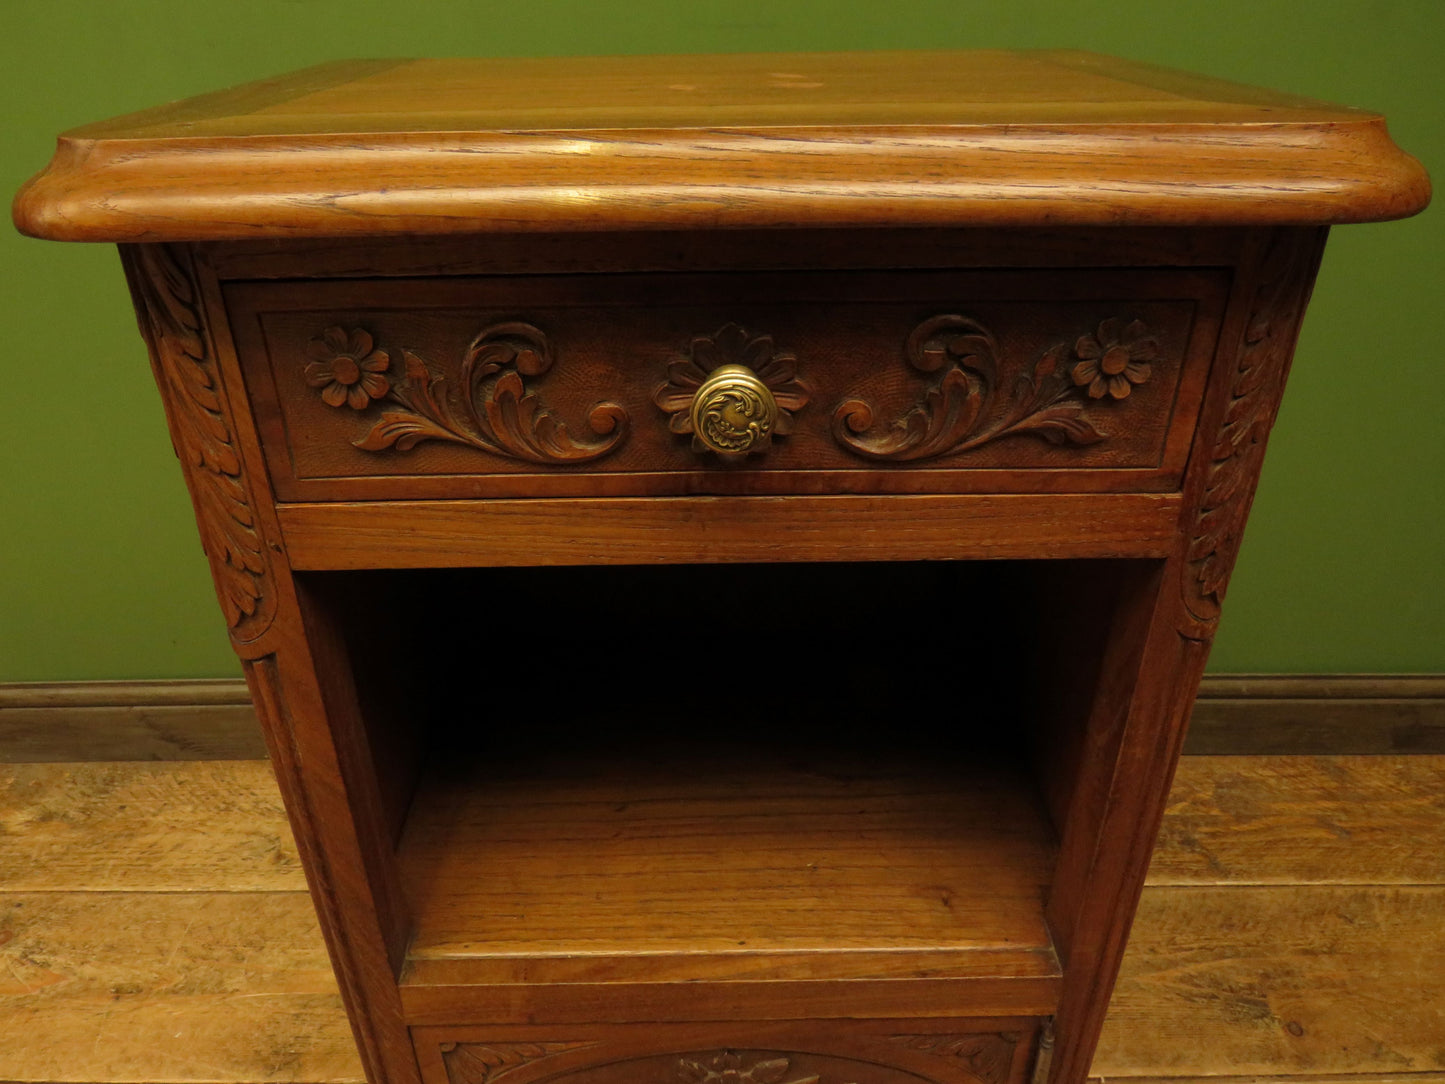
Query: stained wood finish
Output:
[[13, 50, 1431, 1084], [278, 493, 1182, 569], [13, 52, 1428, 241]]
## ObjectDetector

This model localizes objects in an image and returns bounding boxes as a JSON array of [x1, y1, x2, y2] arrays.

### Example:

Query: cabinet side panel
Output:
[[1042, 226, 1329, 1084], [122, 242, 421, 1084]]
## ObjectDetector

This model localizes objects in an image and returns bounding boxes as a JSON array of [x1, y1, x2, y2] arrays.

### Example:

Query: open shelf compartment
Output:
[[298, 558, 1155, 1023]]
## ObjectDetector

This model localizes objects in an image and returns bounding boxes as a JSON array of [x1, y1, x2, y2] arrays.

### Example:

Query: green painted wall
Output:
[[2, 2, 1440, 681]]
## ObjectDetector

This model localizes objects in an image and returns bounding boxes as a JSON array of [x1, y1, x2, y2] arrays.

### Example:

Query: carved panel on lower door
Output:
[[428, 1031, 1037, 1084]]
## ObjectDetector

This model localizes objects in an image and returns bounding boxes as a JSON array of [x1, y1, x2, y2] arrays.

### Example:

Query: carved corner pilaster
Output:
[[121, 243, 277, 645], [1178, 227, 1327, 641]]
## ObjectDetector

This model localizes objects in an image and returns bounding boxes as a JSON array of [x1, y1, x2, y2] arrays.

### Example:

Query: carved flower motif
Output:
[[1071, 317, 1155, 400], [305, 326, 391, 409]]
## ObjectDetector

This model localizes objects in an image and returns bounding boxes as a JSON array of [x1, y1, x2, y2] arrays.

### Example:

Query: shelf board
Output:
[[398, 745, 1060, 1004]]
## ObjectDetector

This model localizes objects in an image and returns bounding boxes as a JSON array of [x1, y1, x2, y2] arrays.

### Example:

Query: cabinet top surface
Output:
[[47, 51, 1393, 135], [14, 50, 1429, 241]]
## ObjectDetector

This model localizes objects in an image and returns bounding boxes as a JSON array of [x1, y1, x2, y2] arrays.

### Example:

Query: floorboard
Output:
[[0, 762, 303, 892], [0, 757, 1441, 1083], [1148, 755, 1445, 885]]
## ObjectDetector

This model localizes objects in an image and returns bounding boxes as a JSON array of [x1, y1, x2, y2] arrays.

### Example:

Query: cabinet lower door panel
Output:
[[413, 1021, 1045, 1084]]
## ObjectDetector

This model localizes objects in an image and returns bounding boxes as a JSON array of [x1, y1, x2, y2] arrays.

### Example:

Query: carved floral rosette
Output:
[[304, 322, 629, 464]]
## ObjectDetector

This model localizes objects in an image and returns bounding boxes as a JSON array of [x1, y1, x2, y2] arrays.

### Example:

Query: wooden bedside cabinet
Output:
[[14, 50, 1428, 1084]]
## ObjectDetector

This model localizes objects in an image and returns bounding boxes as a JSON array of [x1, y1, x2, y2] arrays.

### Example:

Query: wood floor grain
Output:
[[0, 761, 303, 892], [0, 756, 1442, 1083], [1148, 755, 1445, 885]]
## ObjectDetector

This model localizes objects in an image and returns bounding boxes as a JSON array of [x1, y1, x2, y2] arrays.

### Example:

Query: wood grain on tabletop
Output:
[[12, 51, 1429, 241]]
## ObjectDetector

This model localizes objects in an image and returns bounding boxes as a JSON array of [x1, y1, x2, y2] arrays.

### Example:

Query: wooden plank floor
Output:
[[0, 756, 1442, 1083]]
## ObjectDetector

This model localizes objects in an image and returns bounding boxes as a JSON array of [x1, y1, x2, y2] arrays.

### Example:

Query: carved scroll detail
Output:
[[310, 322, 628, 464], [834, 315, 1155, 462], [889, 1034, 1020, 1084], [124, 244, 274, 641], [440, 1042, 595, 1084], [1181, 230, 1323, 626]]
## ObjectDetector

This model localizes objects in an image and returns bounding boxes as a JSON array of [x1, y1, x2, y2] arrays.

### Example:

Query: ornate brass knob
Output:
[[689, 364, 779, 459]]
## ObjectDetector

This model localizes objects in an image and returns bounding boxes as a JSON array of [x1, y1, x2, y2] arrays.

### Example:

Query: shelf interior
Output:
[[398, 741, 1059, 983], [300, 559, 1141, 998]]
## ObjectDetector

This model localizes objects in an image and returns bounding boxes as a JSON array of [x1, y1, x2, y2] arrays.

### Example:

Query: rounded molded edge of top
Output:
[[13, 116, 1432, 243]]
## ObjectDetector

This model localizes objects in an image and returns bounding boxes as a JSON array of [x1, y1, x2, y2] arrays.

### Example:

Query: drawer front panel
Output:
[[413, 1022, 1042, 1084], [226, 270, 1226, 501]]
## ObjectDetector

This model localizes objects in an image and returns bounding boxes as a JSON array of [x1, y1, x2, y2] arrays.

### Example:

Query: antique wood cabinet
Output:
[[14, 50, 1429, 1084]]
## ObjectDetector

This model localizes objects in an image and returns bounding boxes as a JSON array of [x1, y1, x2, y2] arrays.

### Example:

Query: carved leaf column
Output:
[[1179, 229, 1325, 634], [121, 243, 276, 643], [121, 243, 423, 1084]]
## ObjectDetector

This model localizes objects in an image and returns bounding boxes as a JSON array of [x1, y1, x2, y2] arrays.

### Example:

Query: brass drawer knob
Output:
[[654, 323, 811, 462], [690, 364, 779, 459]]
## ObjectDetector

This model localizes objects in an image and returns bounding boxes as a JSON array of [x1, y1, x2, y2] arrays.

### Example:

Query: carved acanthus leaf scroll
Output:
[[1181, 229, 1323, 627], [834, 315, 1156, 462], [439, 1042, 595, 1084], [308, 322, 628, 464], [125, 244, 274, 641], [888, 1034, 1020, 1084]]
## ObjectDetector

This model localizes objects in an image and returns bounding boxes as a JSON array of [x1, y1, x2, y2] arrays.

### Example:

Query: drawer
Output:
[[226, 269, 1226, 502], [412, 1021, 1045, 1084]]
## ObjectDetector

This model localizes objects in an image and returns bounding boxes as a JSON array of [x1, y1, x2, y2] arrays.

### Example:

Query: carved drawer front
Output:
[[225, 269, 1226, 501], [412, 1021, 1044, 1084]]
